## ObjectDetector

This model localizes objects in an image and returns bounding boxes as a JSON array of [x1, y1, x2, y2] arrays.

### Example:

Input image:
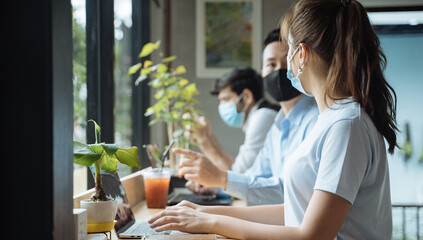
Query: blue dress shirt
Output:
[[225, 95, 319, 205]]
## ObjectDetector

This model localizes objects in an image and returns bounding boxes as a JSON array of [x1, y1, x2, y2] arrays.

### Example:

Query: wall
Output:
[[150, 0, 293, 156]]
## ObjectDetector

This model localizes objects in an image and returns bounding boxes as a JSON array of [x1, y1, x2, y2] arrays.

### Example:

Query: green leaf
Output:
[[88, 120, 101, 143], [171, 111, 181, 120], [175, 65, 186, 75], [140, 67, 152, 76], [74, 141, 89, 152], [145, 107, 155, 117], [166, 84, 178, 91], [154, 40, 161, 49], [154, 89, 164, 100], [167, 90, 180, 99], [184, 83, 197, 93], [144, 60, 153, 67], [148, 118, 160, 126], [101, 143, 119, 157], [73, 141, 102, 166], [163, 56, 176, 63], [135, 74, 148, 86], [100, 154, 118, 173], [74, 153, 100, 167], [139, 40, 161, 58], [115, 147, 141, 168], [174, 101, 185, 109], [128, 63, 141, 75], [172, 129, 184, 138], [181, 83, 199, 100], [177, 79, 189, 87], [151, 63, 162, 71], [90, 144, 104, 155], [157, 64, 168, 74], [150, 78, 162, 88]]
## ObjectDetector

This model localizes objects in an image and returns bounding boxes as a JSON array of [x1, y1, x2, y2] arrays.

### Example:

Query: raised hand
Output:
[[173, 148, 228, 188]]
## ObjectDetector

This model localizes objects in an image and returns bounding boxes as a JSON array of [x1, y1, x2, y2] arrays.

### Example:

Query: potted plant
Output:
[[74, 120, 140, 223], [128, 40, 201, 175]]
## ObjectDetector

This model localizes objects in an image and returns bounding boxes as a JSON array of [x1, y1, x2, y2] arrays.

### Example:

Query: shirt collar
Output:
[[275, 95, 314, 130]]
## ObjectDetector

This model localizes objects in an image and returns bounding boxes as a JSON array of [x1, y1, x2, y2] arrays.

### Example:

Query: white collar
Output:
[[242, 98, 265, 132]]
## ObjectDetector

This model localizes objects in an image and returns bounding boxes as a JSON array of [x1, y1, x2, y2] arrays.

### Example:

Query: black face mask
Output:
[[263, 68, 301, 102]]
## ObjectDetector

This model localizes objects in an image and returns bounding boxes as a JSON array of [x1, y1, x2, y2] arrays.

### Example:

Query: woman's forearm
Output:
[[209, 214, 299, 240], [201, 204, 284, 226]]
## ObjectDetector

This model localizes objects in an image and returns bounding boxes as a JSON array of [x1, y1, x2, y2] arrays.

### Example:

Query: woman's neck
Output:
[[309, 75, 336, 113]]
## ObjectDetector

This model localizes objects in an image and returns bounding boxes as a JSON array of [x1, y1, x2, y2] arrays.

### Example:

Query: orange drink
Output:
[[142, 168, 171, 208]]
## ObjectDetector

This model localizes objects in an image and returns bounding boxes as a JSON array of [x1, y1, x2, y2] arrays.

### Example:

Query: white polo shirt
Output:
[[283, 97, 392, 239], [231, 100, 278, 173]]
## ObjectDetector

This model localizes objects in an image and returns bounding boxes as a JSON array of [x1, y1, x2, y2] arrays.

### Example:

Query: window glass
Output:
[[369, 10, 423, 239], [72, 0, 87, 195], [114, 0, 134, 177]]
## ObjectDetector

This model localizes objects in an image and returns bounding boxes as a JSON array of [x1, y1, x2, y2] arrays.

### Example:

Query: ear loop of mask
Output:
[[288, 44, 312, 96], [289, 46, 308, 78], [237, 92, 250, 113]]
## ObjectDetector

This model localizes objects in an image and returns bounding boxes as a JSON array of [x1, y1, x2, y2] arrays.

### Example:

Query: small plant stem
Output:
[[92, 159, 107, 201]]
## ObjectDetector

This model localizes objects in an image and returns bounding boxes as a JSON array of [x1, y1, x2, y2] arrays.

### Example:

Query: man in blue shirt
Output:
[[178, 29, 319, 205]]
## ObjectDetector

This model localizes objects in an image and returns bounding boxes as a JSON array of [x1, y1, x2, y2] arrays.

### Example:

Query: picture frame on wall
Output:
[[196, 0, 262, 78]]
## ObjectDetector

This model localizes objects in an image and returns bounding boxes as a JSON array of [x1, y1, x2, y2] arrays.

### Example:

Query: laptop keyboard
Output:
[[124, 221, 171, 236]]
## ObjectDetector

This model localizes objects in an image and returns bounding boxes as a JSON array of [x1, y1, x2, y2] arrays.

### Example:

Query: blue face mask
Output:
[[218, 94, 248, 128], [287, 46, 312, 96]]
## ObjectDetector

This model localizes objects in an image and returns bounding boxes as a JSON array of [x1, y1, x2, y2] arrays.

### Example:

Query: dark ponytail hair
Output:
[[284, 0, 398, 153]]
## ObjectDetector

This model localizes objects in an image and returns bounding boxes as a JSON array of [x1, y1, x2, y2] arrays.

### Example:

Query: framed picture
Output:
[[196, 0, 262, 78]]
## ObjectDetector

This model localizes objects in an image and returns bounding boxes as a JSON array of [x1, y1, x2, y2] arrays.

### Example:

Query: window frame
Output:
[[84, 0, 151, 188], [366, 6, 423, 35]]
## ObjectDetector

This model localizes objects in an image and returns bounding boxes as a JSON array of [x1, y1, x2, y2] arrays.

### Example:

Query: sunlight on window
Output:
[[72, 0, 87, 195], [114, 0, 133, 178]]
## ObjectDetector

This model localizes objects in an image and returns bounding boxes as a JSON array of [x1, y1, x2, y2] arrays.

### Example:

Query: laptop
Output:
[[98, 171, 171, 238], [166, 176, 232, 206], [167, 186, 232, 206]]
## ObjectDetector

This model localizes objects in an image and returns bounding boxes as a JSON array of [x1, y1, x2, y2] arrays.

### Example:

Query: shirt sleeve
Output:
[[231, 108, 276, 173], [226, 171, 284, 206], [226, 130, 284, 205], [314, 119, 371, 204]]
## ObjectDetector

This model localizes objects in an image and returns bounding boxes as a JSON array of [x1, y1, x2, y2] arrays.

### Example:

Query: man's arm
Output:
[[176, 148, 284, 205], [226, 127, 284, 205], [226, 172, 284, 205], [191, 116, 235, 170]]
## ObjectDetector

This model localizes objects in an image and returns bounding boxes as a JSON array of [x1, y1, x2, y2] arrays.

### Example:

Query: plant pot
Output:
[[80, 199, 117, 224]]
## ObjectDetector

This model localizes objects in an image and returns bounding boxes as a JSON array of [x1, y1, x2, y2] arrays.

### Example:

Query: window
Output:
[[72, 0, 87, 195], [72, 0, 151, 195], [114, 0, 133, 177], [368, 8, 423, 239]]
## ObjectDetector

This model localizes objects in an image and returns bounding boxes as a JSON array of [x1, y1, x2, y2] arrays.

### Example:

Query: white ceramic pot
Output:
[[80, 199, 117, 224]]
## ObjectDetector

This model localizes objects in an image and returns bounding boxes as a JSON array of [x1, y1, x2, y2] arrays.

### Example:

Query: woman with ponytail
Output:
[[148, 1, 398, 239]]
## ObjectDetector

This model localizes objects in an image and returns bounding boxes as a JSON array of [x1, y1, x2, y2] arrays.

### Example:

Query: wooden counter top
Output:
[[74, 170, 245, 239]]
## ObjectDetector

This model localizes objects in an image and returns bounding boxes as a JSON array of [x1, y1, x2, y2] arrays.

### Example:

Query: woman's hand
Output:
[[148, 204, 217, 234], [175, 200, 201, 210]]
